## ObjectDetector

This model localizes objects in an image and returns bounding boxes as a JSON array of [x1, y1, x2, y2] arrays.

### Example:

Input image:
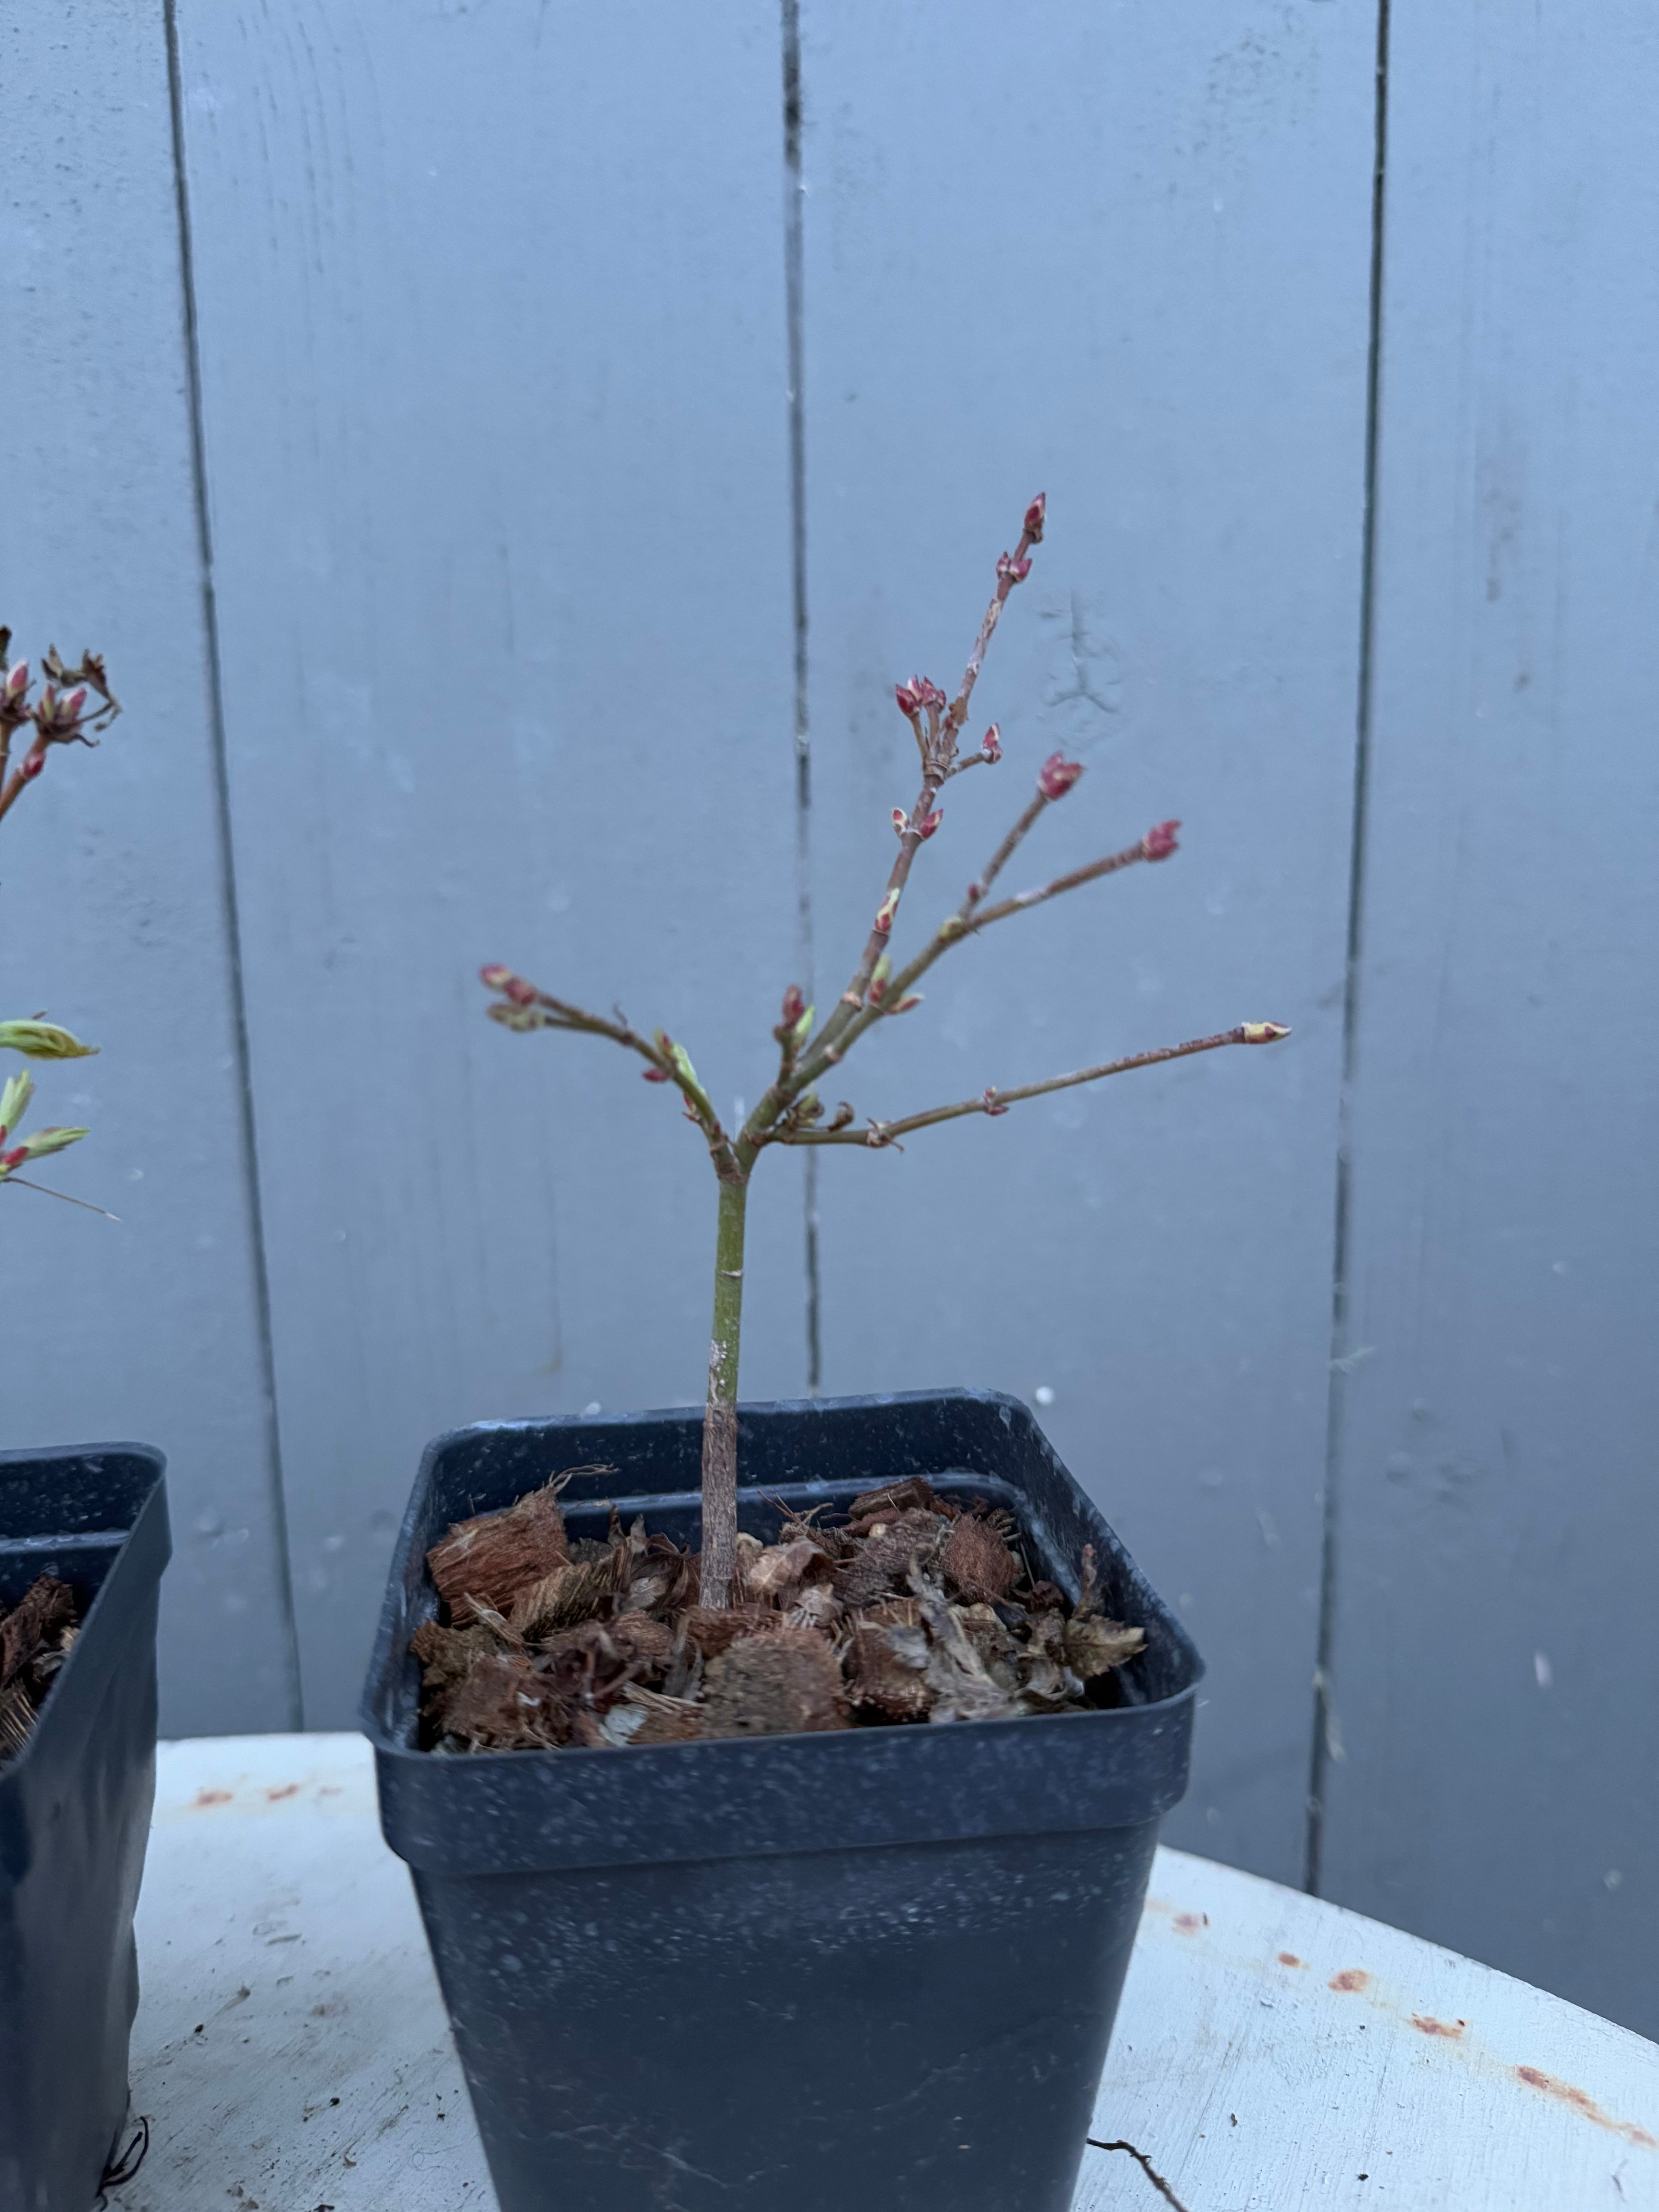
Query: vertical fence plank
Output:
[[797, 0, 1378, 1881], [1, 0, 297, 1729], [1323, 0, 1659, 2034], [172, 0, 801, 1722]]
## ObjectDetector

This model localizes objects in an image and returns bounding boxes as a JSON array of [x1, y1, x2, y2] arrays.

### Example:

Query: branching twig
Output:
[[802, 819, 1180, 1080], [780, 1025, 1289, 1148], [480, 966, 740, 1181], [478, 491, 1291, 1610]]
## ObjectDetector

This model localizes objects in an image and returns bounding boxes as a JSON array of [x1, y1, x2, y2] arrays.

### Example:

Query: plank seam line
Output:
[[164, 0, 305, 1728], [782, 0, 822, 1395], [1306, 0, 1393, 1897]]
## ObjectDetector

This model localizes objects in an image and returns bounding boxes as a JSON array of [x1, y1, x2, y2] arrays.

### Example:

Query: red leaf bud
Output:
[[966, 880, 984, 905], [894, 994, 924, 1013], [996, 552, 1032, 586], [1022, 493, 1047, 543], [2, 1146, 27, 1171], [503, 975, 537, 1006], [894, 681, 921, 718], [917, 809, 942, 840], [873, 887, 900, 935], [20, 750, 44, 781], [892, 807, 908, 838], [1142, 819, 1180, 861], [642, 1066, 672, 1082], [3, 661, 27, 700], [1037, 751, 1084, 800], [981, 724, 1002, 763], [780, 984, 806, 1026], [982, 1087, 1009, 1118]]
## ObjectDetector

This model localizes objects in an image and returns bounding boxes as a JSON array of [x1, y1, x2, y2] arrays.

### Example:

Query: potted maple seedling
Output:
[[362, 498, 1288, 2212], [0, 636, 167, 2211]]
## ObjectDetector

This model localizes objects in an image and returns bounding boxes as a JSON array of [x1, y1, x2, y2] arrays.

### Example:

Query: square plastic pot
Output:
[[0, 1444, 169, 2212], [362, 1389, 1200, 2212]]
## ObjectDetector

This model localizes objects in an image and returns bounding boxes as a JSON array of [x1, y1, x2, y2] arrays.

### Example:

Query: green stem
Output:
[[699, 1172, 749, 1607]]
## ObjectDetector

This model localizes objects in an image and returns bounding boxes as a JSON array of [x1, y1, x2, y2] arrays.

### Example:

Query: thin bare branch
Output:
[[1, 1176, 122, 1219], [803, 494, 1046, 1070], [481, 966, 740, 1179], [969, 835, 1163, 929], [800, 823, 1176, 1083], [780, 1024, 1290, 1147]]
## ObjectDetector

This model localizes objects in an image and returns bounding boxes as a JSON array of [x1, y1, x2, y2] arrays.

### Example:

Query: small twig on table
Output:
[[1087, 2136, 1193, 2212]]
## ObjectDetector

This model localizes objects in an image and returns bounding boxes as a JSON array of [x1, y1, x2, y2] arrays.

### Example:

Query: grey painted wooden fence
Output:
[[4, 0, 1654, 2036]]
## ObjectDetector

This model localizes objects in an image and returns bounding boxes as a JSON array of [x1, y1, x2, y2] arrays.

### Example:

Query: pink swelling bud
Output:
[[503, 976, 537, 1006], [981, 723, 1001, 763], [1142, 819, 1180, 861], [996, 552, 1032, 586], [20, 750, 44, 781], [894, 675, 945, 719], [982, 1087, 1009, 1118], [479, 965, 514, 991], [1240, 1022, 1291, 1044], [3, 662, 27, 699], [1022, 493, 1046, 542], [1037, 751, 1084, 800]]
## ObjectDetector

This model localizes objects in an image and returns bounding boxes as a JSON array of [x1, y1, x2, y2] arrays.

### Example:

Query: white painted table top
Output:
[[115, 1735, 1659, 2211]]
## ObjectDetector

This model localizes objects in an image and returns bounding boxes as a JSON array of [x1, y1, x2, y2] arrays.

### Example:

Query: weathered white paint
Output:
[[1088, 1850, 1659, 2210], [1322, 0, 1659, 2039], [0, 0, 296, 1729], [123, 1734, 1659, 2210], [124, 1733, 484, 2211], [171, 0, 804, 1724], [794, 0, 1377, 1886]]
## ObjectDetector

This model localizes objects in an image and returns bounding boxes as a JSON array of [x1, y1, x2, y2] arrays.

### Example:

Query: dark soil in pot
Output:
[[0, 1445, 169, 2212], [363, 1389, 1201, 2212]]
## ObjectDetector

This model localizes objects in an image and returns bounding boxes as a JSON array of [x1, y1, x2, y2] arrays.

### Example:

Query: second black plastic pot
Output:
[[0, 1443, 169, 2212], [363, 1389, 1201, 2212]]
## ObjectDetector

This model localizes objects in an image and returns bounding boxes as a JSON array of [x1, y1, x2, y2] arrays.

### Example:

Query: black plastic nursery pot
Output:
[[363, 1389, 1201, 2212], [0, 1444, 169, 2212]]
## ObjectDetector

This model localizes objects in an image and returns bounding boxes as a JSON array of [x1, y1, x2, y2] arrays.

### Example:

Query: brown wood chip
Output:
[[846, 1621, 933, 1721], [939, 1515, 1020, 1605], [0, 1575, 75, 1691], [700, 1626, 848, 1739]]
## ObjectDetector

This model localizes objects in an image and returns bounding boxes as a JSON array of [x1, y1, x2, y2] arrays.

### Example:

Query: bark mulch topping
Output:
[[0, 1574, 79, 1762], [413, 1471, 1145, 1751]]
